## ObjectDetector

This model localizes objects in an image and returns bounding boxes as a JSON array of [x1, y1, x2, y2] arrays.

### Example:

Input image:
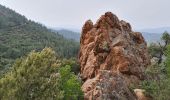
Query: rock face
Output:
[[79, 12, 150, 100]]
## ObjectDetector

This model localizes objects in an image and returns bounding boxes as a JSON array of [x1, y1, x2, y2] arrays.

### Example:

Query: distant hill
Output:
[[52, 29, 81, 42], [51, 28, 163, 44], [137, 27, 170, 44], [141, 32, 162, 44], [0, 5, 79, 74], [138, 27, 170, 33], [52, 27, 81, 33]]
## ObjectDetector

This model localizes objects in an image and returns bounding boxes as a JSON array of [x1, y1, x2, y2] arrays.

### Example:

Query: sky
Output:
[[0, 0, 170, 31]]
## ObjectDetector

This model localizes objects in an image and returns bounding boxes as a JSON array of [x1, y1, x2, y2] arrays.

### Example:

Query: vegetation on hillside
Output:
[[54, 29, 80, 42], [0, 5, 79, 76]]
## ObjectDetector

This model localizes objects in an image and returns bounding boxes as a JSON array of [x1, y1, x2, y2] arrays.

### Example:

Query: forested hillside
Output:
[[53, 29, 80, 42], [0, 5, 79, 75]]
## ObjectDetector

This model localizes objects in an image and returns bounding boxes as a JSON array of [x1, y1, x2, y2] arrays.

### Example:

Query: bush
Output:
[[61, 58, 80, 74], [140, 45, 170, 100], [165, 45, 170, 77], [0, 48, 83, 100], [148, 43, 161, 58], [59, 65, 83, 100]]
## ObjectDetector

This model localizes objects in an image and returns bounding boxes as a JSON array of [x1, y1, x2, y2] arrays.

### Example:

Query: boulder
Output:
[[79, 12, 150, 100]]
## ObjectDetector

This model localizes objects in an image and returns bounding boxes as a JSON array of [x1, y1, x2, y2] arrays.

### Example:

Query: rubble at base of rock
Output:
[[79, 12, 150, 100]]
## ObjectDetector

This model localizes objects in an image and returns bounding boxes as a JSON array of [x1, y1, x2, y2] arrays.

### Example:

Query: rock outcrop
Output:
[[79, 12, 150, 100]]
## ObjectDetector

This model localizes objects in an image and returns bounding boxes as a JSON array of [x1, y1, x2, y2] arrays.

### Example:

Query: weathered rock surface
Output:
[[79, 12, 150, 100]]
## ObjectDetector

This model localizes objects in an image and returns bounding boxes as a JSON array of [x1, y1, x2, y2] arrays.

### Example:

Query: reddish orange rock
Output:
[[79, 12, 150, 100]]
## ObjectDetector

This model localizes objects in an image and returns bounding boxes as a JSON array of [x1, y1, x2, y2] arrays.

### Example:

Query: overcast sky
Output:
[[0, 0, 170, 30]]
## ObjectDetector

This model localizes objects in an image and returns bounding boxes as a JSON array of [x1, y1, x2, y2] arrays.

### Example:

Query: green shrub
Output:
[[59, 65, 83, 100], [140, 45, 170, 100], [0, 48, 83, 100], [61, 58, 80, 74]]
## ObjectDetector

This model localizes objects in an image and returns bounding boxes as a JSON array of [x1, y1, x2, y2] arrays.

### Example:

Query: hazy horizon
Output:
[[0, 0, 170, 30]]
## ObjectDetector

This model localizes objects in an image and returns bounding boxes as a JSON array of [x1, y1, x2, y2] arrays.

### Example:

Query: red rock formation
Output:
[[79, 12, 150, 100]]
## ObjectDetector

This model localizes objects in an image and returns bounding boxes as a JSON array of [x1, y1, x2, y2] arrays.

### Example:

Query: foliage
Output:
[[59, 65, 83, 100], [140, 45, 170, 100], [102, 41, 109, 51], [0, 48, 63, 99], [56, 29, 80, 42], [161, 31, 170, 44], [148, 31, 170, 64], [0, 48, 83, 100], [61, 58, 80, 74], [0, 5, 80, 76], [148, 43, 161, 58], [140, 79, 170, 100], [165, 45, 170, 77], [140, 32, 170, 99]]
